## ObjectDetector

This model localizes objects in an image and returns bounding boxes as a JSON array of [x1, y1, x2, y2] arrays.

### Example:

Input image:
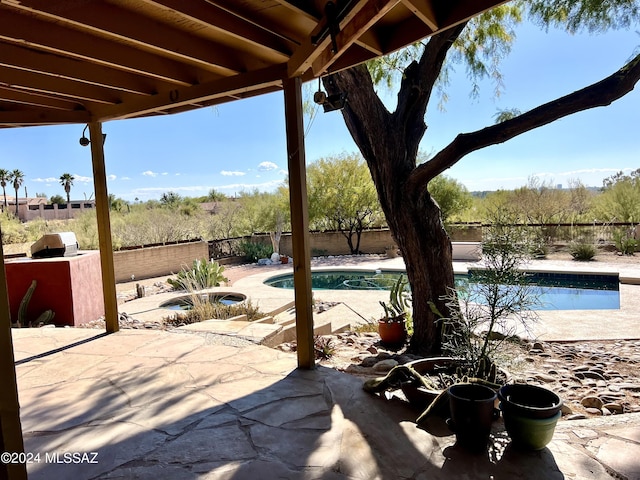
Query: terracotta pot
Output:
[[378, 317, 406, 346]]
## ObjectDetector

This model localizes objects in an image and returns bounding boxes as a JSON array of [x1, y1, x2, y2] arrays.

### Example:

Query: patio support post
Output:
[[0, 240, 27, 480], [283, 76, 315, 369], [88, 122, 119, 334]]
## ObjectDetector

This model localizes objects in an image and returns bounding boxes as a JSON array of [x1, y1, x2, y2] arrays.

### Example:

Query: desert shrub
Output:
[[167, 259, 228, 291], [164, 298, 265, 326], [570, 242, 596, 261], [239, 240, 273, 262], [529, 242, 548, 259], [613, 229, 637, 255], [0, 212, 28, 244]]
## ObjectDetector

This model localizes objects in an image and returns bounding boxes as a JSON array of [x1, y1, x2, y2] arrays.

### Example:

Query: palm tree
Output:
[[0, 169, 9, 210], [10, 169, 24, 216], [59, 173, 75, 204]]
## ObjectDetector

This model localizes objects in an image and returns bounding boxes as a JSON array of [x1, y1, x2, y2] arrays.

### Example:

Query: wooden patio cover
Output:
[[0, 1, 506, 477]]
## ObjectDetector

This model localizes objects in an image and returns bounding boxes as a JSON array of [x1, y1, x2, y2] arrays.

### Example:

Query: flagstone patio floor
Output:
[[10, 254, 640, 479]]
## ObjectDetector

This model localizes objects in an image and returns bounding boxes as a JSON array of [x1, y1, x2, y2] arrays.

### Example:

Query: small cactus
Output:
[[14, 280, 56, 328], [17, 280, 37, 328], [32, 309, 55, 327]]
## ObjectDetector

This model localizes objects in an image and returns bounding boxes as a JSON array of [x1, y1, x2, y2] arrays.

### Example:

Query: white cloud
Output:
[[121, 176, 131, 181], [73, 175, 92, 183], [221, 170, 246, 176], [162, 172, 168, 176], [108, 174, 117, 181], [142, 170, 158, 177], [32, 177, 57, 183], [258, 161, 278, 171], [278, 169, 287, 176]]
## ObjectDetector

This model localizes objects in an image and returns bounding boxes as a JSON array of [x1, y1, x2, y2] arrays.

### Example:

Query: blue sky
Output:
[[1, 20, 638, 202]]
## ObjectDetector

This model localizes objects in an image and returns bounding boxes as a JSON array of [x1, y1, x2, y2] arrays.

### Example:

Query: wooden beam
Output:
[[88, 122, 119, 335], [149, 0, 296, 58], [0, 87, 83, 111], [0, 240, 27, 480], [282, 76, 314, 370], [401, 0, 439, 30], [287, 0, 370, 78], [312, 0, 399, 75], [0, 109, 91, 127], [94, 64, 286, 122], [0, 43, 159, 95], [0, 67, 122, 105], [0, 8, 196, 86], [10, 1, 243, 75]]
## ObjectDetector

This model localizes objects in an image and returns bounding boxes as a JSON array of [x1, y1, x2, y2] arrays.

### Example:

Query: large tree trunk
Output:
[[325, 61, 457, 355], [325, 23, 640, 355], [324, 25, 466, 355]]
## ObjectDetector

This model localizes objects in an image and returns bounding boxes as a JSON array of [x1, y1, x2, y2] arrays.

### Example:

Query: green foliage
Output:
[[379, 275, 412, 322], [493, 108, 522, 123], [427, 175, 473, 223], [205, 188, 227, 202], [438, 223, 538, 381], [528, 0, 640, 34], [59, 173, 74, 202], [0, 211, 27, 244], [613, 229, 637, 255], [109, 194, 130, 213], [570, 242, 597, 261], [314, 336, 336, 360], [367, 5, 522, 99], [307, 152, 384, 253], [160, 191, 182, 208], [239, 240, 273, 262], [167, 259, 228, 291], [594, 169, 640, 223], [50, 194, 66, 205], [236, 189, 290, 235], [164, 298, 265, 326]]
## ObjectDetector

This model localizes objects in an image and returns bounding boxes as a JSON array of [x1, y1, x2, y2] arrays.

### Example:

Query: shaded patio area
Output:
[[13, 328, 640, 479]]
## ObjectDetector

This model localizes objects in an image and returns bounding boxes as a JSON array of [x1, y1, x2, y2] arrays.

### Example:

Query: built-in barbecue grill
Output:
[[31, 232, 79, 258]]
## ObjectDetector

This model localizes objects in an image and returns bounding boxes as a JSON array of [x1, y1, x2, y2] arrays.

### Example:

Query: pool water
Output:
[[160, 293, 245, 311], [264, 270, 620, 311]]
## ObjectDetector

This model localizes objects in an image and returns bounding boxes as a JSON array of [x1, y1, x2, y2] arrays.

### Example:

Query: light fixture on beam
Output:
[[313, 77, 347, 113], [79, 124, 107, 146]]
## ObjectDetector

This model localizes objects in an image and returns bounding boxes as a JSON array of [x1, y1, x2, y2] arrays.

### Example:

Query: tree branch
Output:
[[394, 22, 467, 125], [410, 52, 640, 190]]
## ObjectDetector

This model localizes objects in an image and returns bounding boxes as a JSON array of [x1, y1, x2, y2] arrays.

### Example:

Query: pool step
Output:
[[263, 303, 358, 347]]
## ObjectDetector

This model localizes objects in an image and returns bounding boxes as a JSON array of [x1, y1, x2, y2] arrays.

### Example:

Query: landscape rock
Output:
[[582, 396, 604, 409]]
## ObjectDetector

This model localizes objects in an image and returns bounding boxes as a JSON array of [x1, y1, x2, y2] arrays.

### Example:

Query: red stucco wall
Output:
[[5, 251, 104, 326]]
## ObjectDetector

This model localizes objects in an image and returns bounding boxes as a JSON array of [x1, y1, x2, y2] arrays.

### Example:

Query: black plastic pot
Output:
[[447, 383, 498, 452], [498, 384, 562, 419]]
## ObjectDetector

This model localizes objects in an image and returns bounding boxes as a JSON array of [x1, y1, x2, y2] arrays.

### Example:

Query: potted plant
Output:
[[377, 275, 410, 346], [367, 219, 543, 437]]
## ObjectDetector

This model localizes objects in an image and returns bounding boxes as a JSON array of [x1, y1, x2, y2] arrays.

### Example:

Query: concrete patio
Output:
[[8, 254, 640, 479], [12, 325, 640, 480]]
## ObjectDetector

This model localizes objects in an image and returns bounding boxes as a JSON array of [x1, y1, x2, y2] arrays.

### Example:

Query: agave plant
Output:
[[167, 259, 229, 291]]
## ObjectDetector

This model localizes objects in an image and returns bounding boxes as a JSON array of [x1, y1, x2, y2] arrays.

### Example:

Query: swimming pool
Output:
[[264, 270, 620, 311], [160, 293, 246, 310]]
